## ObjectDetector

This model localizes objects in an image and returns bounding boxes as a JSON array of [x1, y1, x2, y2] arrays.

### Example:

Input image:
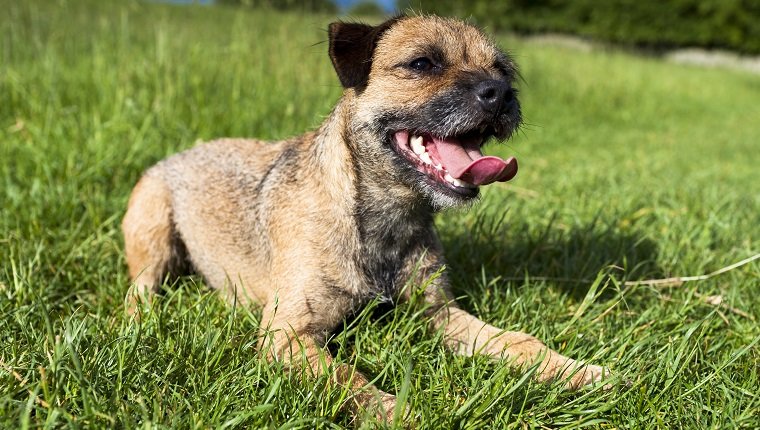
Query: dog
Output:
[[122, 15, 607, 423]]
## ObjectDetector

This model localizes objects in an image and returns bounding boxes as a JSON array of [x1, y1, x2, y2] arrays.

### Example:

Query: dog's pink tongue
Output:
[[432, 136, 518, 185]]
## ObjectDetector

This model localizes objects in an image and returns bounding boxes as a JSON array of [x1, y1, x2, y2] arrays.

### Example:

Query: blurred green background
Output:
[[221, 0, 760, 53]]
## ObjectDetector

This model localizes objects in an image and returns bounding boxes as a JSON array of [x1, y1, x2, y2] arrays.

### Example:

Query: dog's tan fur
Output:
[[122, 15, 606, 422]]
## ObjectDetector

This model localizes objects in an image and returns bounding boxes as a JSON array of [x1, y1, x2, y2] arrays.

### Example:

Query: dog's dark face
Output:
[[329, 16, 521, 209]]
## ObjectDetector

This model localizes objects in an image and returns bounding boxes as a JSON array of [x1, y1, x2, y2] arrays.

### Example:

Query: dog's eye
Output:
[[494, 61, 511, 77], [408, 57, 434, 72]]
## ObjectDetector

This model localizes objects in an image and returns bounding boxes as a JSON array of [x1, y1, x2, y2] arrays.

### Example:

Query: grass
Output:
[[1, 1, 759, 428]]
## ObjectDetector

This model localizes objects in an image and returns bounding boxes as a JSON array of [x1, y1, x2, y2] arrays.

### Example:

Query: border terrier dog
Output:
[[122, 15, 607, 422]]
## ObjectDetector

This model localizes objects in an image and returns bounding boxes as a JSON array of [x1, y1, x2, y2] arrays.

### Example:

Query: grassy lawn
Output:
[[1, 1, 758, 428]]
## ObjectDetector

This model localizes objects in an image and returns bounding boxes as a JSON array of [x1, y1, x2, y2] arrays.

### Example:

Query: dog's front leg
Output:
[[432, 304, 607, 389], [402, 247, 607, 390], [259, 295, 398, 423]]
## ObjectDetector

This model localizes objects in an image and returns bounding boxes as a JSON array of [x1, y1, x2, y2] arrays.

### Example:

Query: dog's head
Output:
[[329, 15, 521, 209]]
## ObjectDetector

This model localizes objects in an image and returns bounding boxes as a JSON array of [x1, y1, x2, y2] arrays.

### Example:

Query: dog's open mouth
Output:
[[392, 130, 518, 195]]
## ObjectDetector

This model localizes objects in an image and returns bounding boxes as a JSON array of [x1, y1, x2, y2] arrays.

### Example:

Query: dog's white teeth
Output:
[[453, 178, 476, 189], [407, 133, 436, 167], [419, 152, 432, 165], [410, 135, 425, 155], [434, 163, 443, 171], [443, 173, 475, 189]]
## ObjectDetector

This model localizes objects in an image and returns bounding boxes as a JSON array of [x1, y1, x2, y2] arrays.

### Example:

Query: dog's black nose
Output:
[[475, 80, 512, 114]]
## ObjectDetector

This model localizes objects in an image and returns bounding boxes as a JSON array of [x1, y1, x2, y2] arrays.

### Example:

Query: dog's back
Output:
[[124, 138, 291, 304]]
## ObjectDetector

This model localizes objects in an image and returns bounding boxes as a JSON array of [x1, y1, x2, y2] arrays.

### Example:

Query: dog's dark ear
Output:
[[328, 16, 403, 90]]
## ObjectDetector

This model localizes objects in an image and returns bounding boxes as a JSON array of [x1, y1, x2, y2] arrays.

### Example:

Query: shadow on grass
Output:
[[440, 213, 663, 302]]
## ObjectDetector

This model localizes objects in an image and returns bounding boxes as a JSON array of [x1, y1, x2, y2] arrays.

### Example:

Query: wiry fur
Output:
[[122, 15, 607, 423]]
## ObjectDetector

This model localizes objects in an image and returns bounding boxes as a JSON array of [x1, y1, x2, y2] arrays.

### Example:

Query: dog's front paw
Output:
[[376, 392, 399, 423], [358, 391, 409, 426], [537, 355, 611, 391], [562, 362, 611, 390]]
